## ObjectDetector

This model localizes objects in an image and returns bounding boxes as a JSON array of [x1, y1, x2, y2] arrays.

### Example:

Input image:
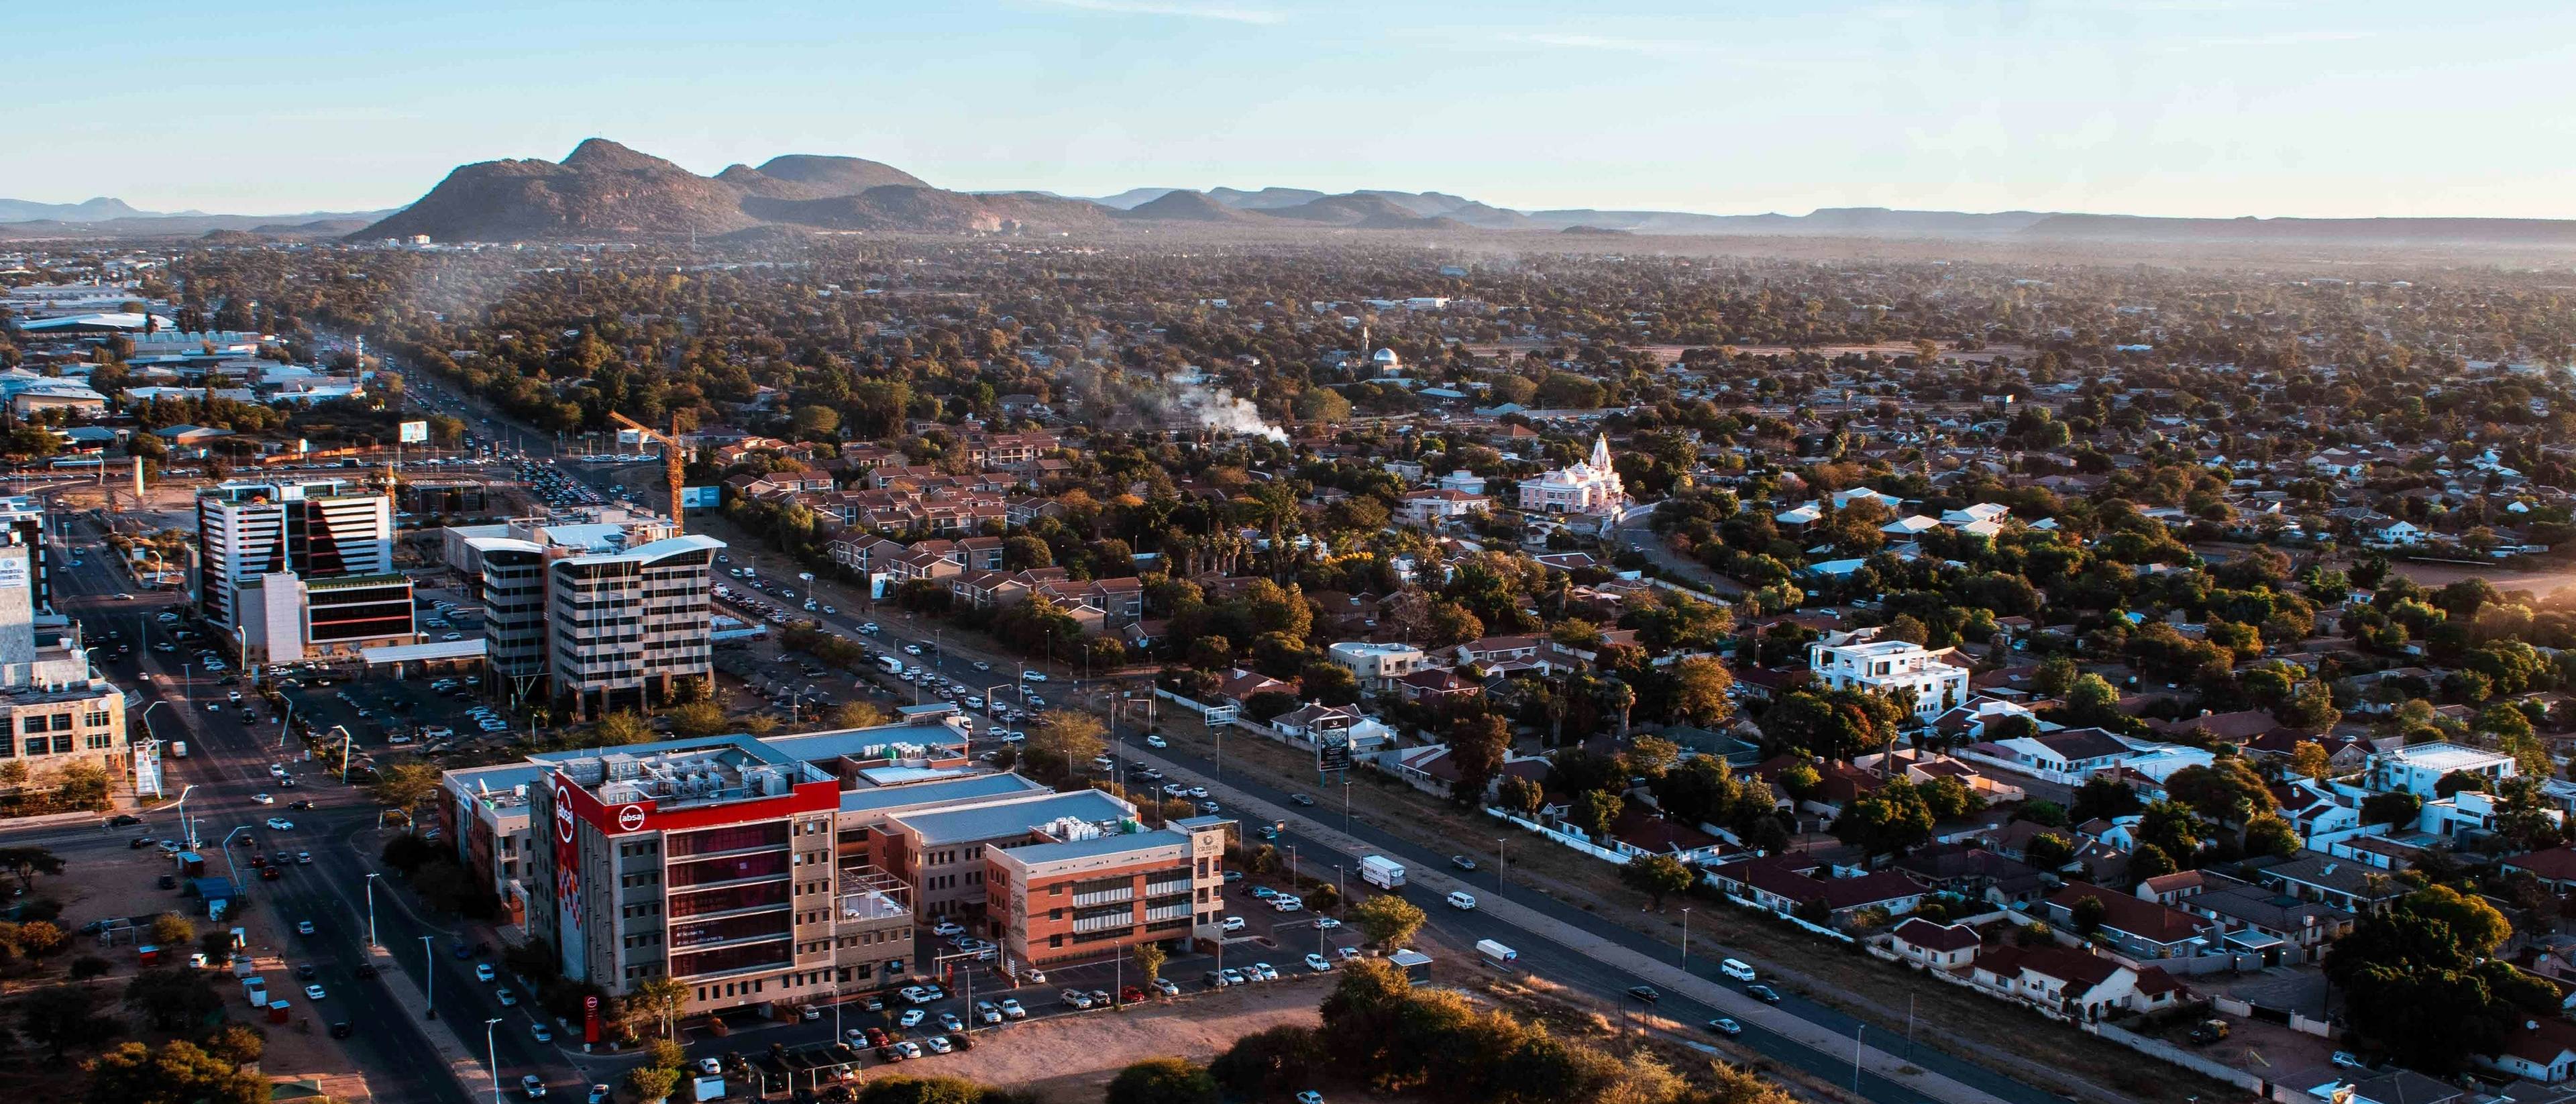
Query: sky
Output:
[[13, 0, 2576, 219]]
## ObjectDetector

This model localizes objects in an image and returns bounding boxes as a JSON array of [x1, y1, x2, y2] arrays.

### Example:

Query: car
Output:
[[697, 1058, 720, 1075], [1446, 891, 1479, 910], [1060, 989, 1094, 1009], [1250, 885, 1278, 899], [109, 814, 142, 826], [1451, 855, 1479, 871], [475, 963, 496, 982], [971, 660, 991, 671], [973, 1001, 1003, 1025], [290, 800, 313, 810], [329, 1021, 353, 1038], [262, 867, 282, 881], [1746, 984, 1782, 1004], [897, 1008, 925, 1028], [586, 1085, 612, 1104], [157, 873, 176, 889], [251, 793, 275, 805], [1257, 825, 1281, 842], [930, 921, 964, 937], [1626, 985, 1662, 1003], [893, 1041, 922, 1060], [1297, 1094, 1325, 1104], [1151, 977, 1181, 996], [531, 1024, 553, 1042], [1186, 786, 1208, 799], [227, 690, 241, 703], [1288, 793, 1316, 807], [1271, 897, 1304, 913], [1249, 964, 1277, 982], [304, 983, 327, 1000], [496, 988, 518, 1005], [297, 851, 311, 865], [296, 920, 316, 936], [924, 1036, 953, 1055], [1144, 734, 1167, 749], [1199, 800, 1222, 814], [2188, 1020, 2229, 1046], [1706, 1017, 1743, 1036], [1222, 916, 1246, 932], [1305, 952, 1332, 973], [520, 1075, 547, 1099], [899, 984, 934, 1004], [937, 1011, 964, 1033], [999, 998, 1026, 1019], [1021, 671, 1047, 682], [2332, 1052, 2367, 1070], [919, 983, 947, 1001]]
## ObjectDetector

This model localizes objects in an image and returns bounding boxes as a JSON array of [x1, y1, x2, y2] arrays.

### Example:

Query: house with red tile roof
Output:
[[1708, 856, 1925, 921], [2041, 882, 2214, 960], [1963, 944, 2188, 1022], [1888, 918, 1981, 969]]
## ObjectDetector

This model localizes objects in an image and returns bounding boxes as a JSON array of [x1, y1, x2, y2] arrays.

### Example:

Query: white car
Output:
[[476, 963, 497, 983], [1222, 916, 1246, 933], [999, 997, 1026, 1019], [697, 1058, 720, 1075], [264, 817, 294, 830], [1020, 671, 1046, 682], [251, 793, 276, 805], [305, 983, 327, 1000], [1144, 735, 1167, 749], [897, 1008, 925, 1028], [1305, 953, 1332, 973]]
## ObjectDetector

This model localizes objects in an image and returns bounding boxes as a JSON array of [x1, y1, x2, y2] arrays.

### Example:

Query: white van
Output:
[[1445, 891, 1478, 911], [1721, 958, 1758, 982]]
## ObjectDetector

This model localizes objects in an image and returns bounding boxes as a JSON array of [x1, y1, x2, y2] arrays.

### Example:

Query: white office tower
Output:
[[546, 534, 722, 718], [196, 480, 394, 629]]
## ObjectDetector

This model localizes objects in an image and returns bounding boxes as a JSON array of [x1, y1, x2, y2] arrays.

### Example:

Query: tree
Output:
[[1493, 775, 1544, 818], [788, 404, 841, 441], [2165, 759, 2276, 825], [1026, 710, 1106, 770], [369, 763, 441, 814], [147, 912, 195, 946], [1833, 779, 1936, 857], [2406, 884, 2511, 958], [2070, 775, 2141, 823], [1446, 712, 1509, 808], [2363, 790, 2424, 827], [2136, 800, 2203, 865], [1208, 1025, 1324, 1097], [2062, 673, 2122, 726], [1668, 657, 1737, 726], [21, 984, 113, 1058], [593, 709, 656, 745], [2288, 740, 2332, 781], [2127, 842, 2178, 881], [0, 845, 64, 891], [201, 1025, 263, 1068], [627, 1065, 681, 1104], [667, 702, 727, 738], [1104, 1058, 1217, 1104], [1570, 790, 1624, 840], [1130, 941, 1168, 986], [2025, 832, 2076, 871], [642, 1038, 688, 1070], [1350, 894, 1426, 948], [830, 701, 890, 729], [1621, 853, 1695, 910], [2070, 894, 2108, 936], [627, 977, 690, 1038], [2243, 813, 2302, 859], [85, 1039, 269, 1104]]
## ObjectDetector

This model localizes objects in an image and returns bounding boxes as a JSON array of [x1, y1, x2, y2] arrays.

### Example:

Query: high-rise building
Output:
[[451, 516, 718, 716], [0, 497, 50, 615], [526, 735, 912, 1016], [195, 480, 394, 629]]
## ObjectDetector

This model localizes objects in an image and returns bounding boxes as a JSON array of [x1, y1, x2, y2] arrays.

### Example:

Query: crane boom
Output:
[[608, 411, 688, 536]]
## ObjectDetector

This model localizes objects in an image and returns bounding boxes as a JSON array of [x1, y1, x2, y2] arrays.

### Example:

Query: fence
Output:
[[1484, 808, 1631, 865], [1152, 688, 1216, 715], [2086, 1021, 2267, 1094]]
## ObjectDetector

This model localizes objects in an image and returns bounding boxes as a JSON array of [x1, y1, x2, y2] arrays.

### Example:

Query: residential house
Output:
[[1888, 918, 1982, 969], [1964, 944, 2188, 1022], [2041, 883, 2212, 959]]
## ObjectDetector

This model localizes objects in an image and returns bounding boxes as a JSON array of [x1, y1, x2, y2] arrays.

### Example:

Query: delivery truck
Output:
[[1358, 855, 1406, 890], [1476, 940, 1519, 967]]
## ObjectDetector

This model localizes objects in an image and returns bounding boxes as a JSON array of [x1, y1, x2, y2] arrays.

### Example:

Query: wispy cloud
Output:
[[2194, 28, 2374, 46], [1491, 31, 1720, 56], [1032, 0, 1283, 24]]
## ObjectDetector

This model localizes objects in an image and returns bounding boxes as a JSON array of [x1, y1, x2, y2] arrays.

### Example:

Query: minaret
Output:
[[1591, 433, 1611, 471]]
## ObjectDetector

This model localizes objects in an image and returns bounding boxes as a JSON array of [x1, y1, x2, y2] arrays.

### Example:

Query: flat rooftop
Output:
[[887, 789, 1133, 846], [996, 826, 1187, 867], [2382, 742, 2512, 771], [835, 772, 1048, 816]]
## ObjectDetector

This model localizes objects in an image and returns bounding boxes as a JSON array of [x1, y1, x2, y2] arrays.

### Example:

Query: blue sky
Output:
[[14, 0, 2576, 218]]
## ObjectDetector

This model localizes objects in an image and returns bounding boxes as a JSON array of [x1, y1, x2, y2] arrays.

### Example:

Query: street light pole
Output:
[[485, 1018, 505, 1104], [365, 873, 382, 947], [422, 936, 437, 1018], [1680, 907, 1691, 966], [1854, 1024, 1866, 1091], [1495, 838, 1506, 893]]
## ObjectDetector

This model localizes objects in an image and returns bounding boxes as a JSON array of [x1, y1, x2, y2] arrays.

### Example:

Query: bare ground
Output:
[[920, 976, 1328, 1103]]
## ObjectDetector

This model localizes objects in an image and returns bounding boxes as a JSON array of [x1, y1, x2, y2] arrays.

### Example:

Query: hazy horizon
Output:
[[12, 0, 2576, 221]]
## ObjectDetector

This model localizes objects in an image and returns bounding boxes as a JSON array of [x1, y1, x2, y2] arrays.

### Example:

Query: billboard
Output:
[[616, 429, 644, 445], [398, 420, 429, 444], [680, 486, 721, 509]]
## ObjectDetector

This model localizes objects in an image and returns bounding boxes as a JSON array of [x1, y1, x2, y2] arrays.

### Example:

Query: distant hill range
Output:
[[18, 138, 2576, 247], [0, 193, 390, 239]]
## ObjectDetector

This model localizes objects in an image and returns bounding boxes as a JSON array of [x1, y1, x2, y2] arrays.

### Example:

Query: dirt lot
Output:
[[1159, 715, 2233, 1104], [923, 975, 1328, 1103]]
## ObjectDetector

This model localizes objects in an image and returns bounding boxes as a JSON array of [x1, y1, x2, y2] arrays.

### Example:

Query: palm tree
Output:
[[1603, 680, 1636, 739]]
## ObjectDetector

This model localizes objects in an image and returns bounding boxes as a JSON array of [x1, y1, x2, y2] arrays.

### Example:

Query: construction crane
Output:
[[608, 412, 688, 535]]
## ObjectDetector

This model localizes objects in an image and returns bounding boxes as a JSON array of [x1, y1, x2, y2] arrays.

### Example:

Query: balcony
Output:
[[1071, 886, 1134, 908]]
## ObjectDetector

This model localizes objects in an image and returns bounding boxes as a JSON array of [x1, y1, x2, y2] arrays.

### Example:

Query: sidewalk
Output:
[[1132, 747, 2017, 1104]]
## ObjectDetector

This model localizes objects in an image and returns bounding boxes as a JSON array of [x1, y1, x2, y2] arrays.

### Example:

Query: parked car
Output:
[[1060, 989, 1095, 1009], [998, 998, 1026, 1019]]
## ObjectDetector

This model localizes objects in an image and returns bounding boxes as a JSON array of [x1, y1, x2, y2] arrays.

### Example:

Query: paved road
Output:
[[1614, 504, 1747, 596]]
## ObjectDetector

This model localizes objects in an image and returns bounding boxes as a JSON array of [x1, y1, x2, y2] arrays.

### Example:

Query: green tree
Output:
[[2062, 673, 2122, 726], [1621, 853, 1696, 909], [593, 710, 652, 746], [368, 763, 442, 814], [2136, 799, 2202, 865], [788, 404, 841, 441], [22, 984, 113, 1058], [627, 1065, 681, 1104], [2362, 791, 2424, 827], [2406, 884, 2510, 958], [1668, 656, 1737, 726], [85, 1039, 269, 1104], [2070, 775, 2141, 823], [2243, 813, 2302, 858], [2025, 832, 2076, 871], [1445, 712, 1510, 808], [1130, 941, 1168, 986], [1833, 779, 1935, 857], [0, 845, 66, 891], [2127, 842, 2178, 881], [1208, 1025, 1324, 1098], [1570, 789, 1624, 840], [1350, 894, 1427, 948], [2165, 758, 2276, 825], [147, 913, 195, 947], [2288, 741, 2332, 781], [629, 978, 691, 1040], [1104, 1058, 1218, 1104], [667, 702, 727, 738], [2070, 893, 2108, 936]]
